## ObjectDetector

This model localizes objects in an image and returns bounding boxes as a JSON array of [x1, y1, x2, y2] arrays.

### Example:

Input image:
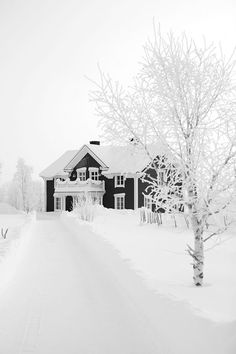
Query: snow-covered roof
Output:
[[87, 144, 172, 174], [40, 143, 173, 178], [39, 150, 78, 178]]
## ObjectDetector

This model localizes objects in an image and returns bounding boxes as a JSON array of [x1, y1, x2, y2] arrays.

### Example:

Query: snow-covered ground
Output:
[[64, 207, 236, 323], [0, 202, 24, 215], [0, 204, 35, 292], [0, 210, 234, 353]]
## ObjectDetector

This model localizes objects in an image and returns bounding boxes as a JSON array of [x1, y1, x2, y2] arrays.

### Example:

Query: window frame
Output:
[[55, 197, 62, 211], [89, 167, 99, 181], [77, 167, 87, 181], [114, 193, 125, 210], [158, 169, 167, 185], [115, 174, 125, 188]]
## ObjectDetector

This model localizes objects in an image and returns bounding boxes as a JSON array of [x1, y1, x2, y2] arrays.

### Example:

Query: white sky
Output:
[[0, 0, 235, 183]]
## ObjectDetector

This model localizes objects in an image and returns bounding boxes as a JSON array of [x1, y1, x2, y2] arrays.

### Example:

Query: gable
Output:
[[73, 153, 101, 170], [64, 145, 108, 171]]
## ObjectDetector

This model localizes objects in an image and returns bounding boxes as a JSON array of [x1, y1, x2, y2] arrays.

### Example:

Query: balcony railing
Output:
[[55, 178, 105, 194]]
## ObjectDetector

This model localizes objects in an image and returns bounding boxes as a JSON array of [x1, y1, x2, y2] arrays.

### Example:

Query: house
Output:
[[39, 141, 177, 212]]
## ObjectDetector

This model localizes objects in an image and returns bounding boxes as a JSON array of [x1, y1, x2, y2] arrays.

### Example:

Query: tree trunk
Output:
[[191, 214, 204, 286]]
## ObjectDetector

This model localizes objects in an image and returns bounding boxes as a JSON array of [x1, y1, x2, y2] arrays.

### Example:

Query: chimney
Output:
[[89, 140, 100, 145]]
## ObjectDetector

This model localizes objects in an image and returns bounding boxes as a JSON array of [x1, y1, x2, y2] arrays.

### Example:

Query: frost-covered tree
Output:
[[90, 29, 236, 286], [73, 193, 98, 222], [7, 178, 43, 212], [0, 182, 10, 203], [2, 160, 43, 212], [11, 158, 33, 212], [30, 180, 44, 212]]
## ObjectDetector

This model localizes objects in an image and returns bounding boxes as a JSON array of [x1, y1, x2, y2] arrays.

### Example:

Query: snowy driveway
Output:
[[0, 213, 234, 354]]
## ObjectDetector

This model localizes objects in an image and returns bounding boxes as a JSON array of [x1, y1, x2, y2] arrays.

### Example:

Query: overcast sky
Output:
[[0, 0, 235, 183]]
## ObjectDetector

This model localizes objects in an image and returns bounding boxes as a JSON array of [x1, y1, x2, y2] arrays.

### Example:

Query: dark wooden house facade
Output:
[[40, 141, 177, 212]]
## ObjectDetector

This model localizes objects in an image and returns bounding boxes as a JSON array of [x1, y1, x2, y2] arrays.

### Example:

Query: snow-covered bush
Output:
[[140, 207, 162, 225], [73, 193, 99, 222]]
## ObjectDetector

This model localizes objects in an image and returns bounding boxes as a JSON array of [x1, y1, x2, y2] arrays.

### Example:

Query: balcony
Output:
[[54, 178, 105, 196]]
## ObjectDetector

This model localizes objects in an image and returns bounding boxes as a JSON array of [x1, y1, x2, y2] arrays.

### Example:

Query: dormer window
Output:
[[115, 175, 125, 187], [89, 167, 99, 181], [77, 167, 86, 181]]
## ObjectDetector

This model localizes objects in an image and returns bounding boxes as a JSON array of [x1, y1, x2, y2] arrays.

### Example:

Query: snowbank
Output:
[[61, 208, 236, 323], [0, 212, 35, 292]]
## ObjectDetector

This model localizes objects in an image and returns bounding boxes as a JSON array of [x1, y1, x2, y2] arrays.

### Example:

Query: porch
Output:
[[53, 178, 105, 211]]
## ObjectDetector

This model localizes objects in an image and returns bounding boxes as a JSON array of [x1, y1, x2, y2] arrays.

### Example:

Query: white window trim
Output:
[[114, 193, 125, 209], [77, 167, 86, 181], [89, 167, 99, 180], [114, 174, 125, 188], [55, 197, 62, 211]]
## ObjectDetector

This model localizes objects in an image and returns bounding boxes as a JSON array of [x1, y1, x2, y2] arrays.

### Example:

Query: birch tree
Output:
[[90, 29, 236, 286]]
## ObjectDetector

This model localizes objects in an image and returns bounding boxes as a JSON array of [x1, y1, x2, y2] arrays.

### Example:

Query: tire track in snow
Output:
[[19, 291, 44, 354]]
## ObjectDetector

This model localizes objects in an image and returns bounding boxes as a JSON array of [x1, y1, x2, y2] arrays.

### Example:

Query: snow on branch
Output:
[[90, 26, 236, 285]]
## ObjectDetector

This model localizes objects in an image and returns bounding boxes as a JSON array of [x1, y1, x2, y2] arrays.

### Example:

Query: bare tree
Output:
[[90, 28, 236, 286]]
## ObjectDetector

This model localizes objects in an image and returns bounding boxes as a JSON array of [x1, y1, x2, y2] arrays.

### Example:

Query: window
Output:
[[55, 197, 62, 210], [144, 195, 152, 209], [114, 193, 125, 209], [78, 171, 86, 181], [90, 171, 99, 180], [89, 167, 99, 181], [98, 195, 103, 205], [158, 170, 167, 185], [77, 168, 86, 181], [115, 175, 125, 187]]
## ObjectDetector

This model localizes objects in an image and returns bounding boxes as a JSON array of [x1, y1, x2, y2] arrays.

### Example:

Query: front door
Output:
[[65, 196, 73, 211]]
